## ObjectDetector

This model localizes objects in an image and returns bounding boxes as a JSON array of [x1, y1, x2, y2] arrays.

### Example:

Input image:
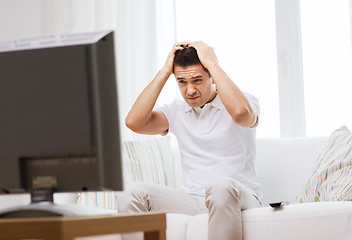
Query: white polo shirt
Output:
[[157, 93, 262, 200]]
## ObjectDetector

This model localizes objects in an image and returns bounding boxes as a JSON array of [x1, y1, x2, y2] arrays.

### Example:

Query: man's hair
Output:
[[173, 45, 209, 75]]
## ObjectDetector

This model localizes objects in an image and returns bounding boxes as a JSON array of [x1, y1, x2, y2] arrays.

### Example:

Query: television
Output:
[[0, 30, 123, 217]]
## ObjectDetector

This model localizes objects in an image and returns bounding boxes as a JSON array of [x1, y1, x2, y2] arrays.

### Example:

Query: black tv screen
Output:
[[0, 31, 123, 196]]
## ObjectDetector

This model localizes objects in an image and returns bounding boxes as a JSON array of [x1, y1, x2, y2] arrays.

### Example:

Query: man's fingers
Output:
[[187, 41, 218, 68], [173, 42, 190, 51], [174, 46, 184, 51], [188, 41, 210, 50]]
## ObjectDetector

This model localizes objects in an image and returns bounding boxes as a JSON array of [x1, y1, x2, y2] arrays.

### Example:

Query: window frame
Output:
[[275, 0, 306, 138]]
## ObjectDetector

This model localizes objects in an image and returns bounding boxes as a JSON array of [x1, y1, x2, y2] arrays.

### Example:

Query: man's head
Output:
[[173, 45, 216, 108]]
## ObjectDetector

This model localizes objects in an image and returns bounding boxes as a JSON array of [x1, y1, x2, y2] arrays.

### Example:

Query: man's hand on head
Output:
[[163, 42, 189, 75], [188, 41, 218, 70]]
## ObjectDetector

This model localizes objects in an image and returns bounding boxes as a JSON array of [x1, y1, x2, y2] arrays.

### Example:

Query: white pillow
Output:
[[297, 125, 352, 202]]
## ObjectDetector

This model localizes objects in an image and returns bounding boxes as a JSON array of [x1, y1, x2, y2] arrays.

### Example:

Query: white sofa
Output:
[[119, 136, 352, 240], [1, 137, 352, 240], [161, 137, 352, 240]]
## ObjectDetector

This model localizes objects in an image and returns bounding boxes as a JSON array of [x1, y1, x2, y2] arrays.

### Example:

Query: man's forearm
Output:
[[208, 63, 257, 127], [125, 69, 170, 132]]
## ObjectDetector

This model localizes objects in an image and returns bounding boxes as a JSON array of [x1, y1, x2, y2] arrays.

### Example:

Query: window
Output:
[[176, 0, 279, 138], [300, 0, 352, 136]]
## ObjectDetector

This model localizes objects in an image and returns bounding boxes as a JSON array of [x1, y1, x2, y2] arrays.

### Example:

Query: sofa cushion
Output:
[[242, 202, 352, 240], [297, 125, 352, 202], [168, 202, 352, 240]]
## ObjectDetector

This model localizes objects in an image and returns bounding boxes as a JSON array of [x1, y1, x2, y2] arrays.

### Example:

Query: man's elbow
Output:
[[232, 108, 256, 127], [125, 116, 140, 132]]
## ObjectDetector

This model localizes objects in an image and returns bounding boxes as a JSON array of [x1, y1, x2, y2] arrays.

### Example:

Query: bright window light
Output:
[[301, 0, 352, 136]]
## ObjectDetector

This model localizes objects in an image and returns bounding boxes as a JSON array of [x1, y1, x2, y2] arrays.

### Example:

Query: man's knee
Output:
[[205, 177, 241, 207]]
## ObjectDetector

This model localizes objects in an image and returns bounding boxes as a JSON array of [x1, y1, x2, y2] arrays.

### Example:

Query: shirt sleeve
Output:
[[155, 99, 179, 134]]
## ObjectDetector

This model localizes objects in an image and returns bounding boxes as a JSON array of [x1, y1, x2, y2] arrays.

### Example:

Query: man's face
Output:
[[174, 64, 216, 108]]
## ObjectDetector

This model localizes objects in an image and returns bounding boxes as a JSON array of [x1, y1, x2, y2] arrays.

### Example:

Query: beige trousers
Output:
[[116, 176, 261, 240]]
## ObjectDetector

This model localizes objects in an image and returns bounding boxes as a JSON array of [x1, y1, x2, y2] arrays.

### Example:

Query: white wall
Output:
[[0, 0, 46, 40]]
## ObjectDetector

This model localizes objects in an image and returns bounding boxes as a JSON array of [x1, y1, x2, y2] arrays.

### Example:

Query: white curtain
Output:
[[114, 0, 177, 139]]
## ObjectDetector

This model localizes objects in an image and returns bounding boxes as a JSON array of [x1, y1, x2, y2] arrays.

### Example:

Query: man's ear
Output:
[[212, 82, 217, 92], [211, 77, 215, 84]]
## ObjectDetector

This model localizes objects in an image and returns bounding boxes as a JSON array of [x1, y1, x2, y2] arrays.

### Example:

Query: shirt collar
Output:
[[184, 93, 224, 112]]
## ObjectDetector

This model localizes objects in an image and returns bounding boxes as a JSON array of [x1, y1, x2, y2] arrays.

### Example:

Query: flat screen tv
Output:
[[0, 30, 123, 217]]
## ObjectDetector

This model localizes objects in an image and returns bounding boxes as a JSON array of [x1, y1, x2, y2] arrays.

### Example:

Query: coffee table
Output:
[[0, 212, 166, 240]]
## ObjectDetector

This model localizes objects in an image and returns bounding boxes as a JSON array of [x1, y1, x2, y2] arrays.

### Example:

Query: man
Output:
[[119, 41, 262, 240]]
